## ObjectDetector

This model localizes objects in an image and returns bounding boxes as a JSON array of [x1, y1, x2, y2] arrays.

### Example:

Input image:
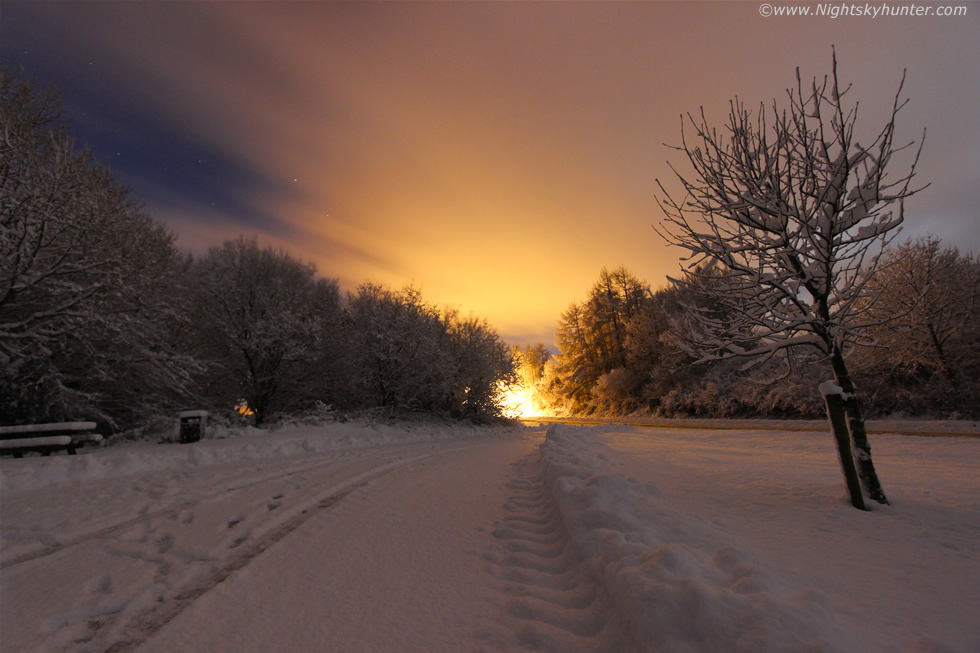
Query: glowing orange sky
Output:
[[4, 2, 978, 345]]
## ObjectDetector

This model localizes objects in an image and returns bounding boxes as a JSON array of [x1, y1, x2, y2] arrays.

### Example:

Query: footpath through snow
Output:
[[1, 420, 978, 652]]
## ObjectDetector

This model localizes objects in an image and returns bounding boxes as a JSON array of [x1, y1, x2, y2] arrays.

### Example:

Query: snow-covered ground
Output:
[[1, 420, 977, 652], [534, 424, 979, 652]]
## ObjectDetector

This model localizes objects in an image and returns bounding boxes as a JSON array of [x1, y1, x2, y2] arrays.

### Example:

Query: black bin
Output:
[[178, 410, 208, 443]]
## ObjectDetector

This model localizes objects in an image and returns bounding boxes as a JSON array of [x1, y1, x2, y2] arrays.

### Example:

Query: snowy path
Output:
[[3, 421, 978, 652], [134, 432, 556, 652], [1, 428, 545, 652]]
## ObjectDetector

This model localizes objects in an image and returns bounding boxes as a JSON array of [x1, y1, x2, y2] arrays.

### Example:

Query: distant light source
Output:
[[497, 382, 545, 419], [235, 400, 254, 416]]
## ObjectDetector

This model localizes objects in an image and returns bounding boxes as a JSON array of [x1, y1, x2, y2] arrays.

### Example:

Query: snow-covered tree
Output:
[[866, 237, 978, 381], [656, 53, 927, 506], [856, 237, 980, 415], [342, 284, 514, 420], [190, 237, 338, 426], [1, 64, 201, 427], [343, 283, 450, 413], [552, 302, 598, 411], [624, 285, 700, 412], [442, 310, 515, 421], [553, 267, 650, 411]]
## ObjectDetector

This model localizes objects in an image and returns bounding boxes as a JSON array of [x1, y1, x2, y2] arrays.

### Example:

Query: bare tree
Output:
[[190, 237, 337, 426], [340, 284, 513, 420], [865, 237, 979, 383], [1, 64, 201, 427], [343, 283, 449, 413], [656, 52, 927, 506], [855, 237, 980, 416], [442, 309, 515, 421]]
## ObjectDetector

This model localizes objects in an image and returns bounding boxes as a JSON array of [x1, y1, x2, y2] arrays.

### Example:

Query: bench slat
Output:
[[0, 422, 97, 436], [0, 436, 73, 449], [72, 433, 104, 444]]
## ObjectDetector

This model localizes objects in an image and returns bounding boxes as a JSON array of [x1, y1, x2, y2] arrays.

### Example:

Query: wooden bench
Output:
[[0, 422, 103, 458]]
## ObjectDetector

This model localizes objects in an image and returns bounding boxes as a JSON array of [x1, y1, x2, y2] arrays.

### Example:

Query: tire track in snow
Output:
[[481, 452, 635, 652], [0, 453, 360, 570], [6, 446, 468, 653], [87, 451, 440, 653]]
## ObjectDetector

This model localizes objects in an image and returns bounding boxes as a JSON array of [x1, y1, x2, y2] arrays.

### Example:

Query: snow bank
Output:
[[0, 420, 513, 494], [539, 424, 850, 652]]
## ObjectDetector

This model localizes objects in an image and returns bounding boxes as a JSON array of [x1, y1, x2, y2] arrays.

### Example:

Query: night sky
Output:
[[3, 1, 978, 345]]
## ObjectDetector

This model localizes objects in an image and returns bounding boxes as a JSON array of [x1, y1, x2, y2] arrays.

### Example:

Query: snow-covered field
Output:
[[1, 420, 977, 652]]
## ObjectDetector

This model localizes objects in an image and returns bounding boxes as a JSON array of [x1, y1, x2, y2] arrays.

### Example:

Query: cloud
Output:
[[3, 1, 978, 344]]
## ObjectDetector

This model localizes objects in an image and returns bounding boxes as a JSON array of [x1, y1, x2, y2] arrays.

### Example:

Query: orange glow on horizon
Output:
[[497, 381, 550, 419], [26, 2, 971, 347]]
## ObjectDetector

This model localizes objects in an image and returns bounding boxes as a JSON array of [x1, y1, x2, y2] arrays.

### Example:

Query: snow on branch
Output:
[[655, 50, 927, 366]]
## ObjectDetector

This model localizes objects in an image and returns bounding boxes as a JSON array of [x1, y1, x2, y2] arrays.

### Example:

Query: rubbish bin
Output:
[[178, 410, 208, 443]]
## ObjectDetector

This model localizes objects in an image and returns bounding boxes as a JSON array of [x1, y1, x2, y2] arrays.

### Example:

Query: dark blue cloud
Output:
[[1, 7, 296, 242]]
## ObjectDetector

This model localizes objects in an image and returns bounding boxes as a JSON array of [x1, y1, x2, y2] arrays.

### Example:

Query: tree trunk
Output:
[[927, 323, 957, 382], [829, 349, 889, 505], [822, 390, 866, 510]]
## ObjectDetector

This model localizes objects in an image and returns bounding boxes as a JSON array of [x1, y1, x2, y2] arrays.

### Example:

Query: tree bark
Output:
[[829, 349, 889, 505], [927, 323, 957, 382], [823, 391, 866, 510]]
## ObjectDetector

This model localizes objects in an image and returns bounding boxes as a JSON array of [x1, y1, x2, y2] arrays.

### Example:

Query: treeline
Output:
[[1, 66, 514, 430], [519, 255, 980, 419]]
